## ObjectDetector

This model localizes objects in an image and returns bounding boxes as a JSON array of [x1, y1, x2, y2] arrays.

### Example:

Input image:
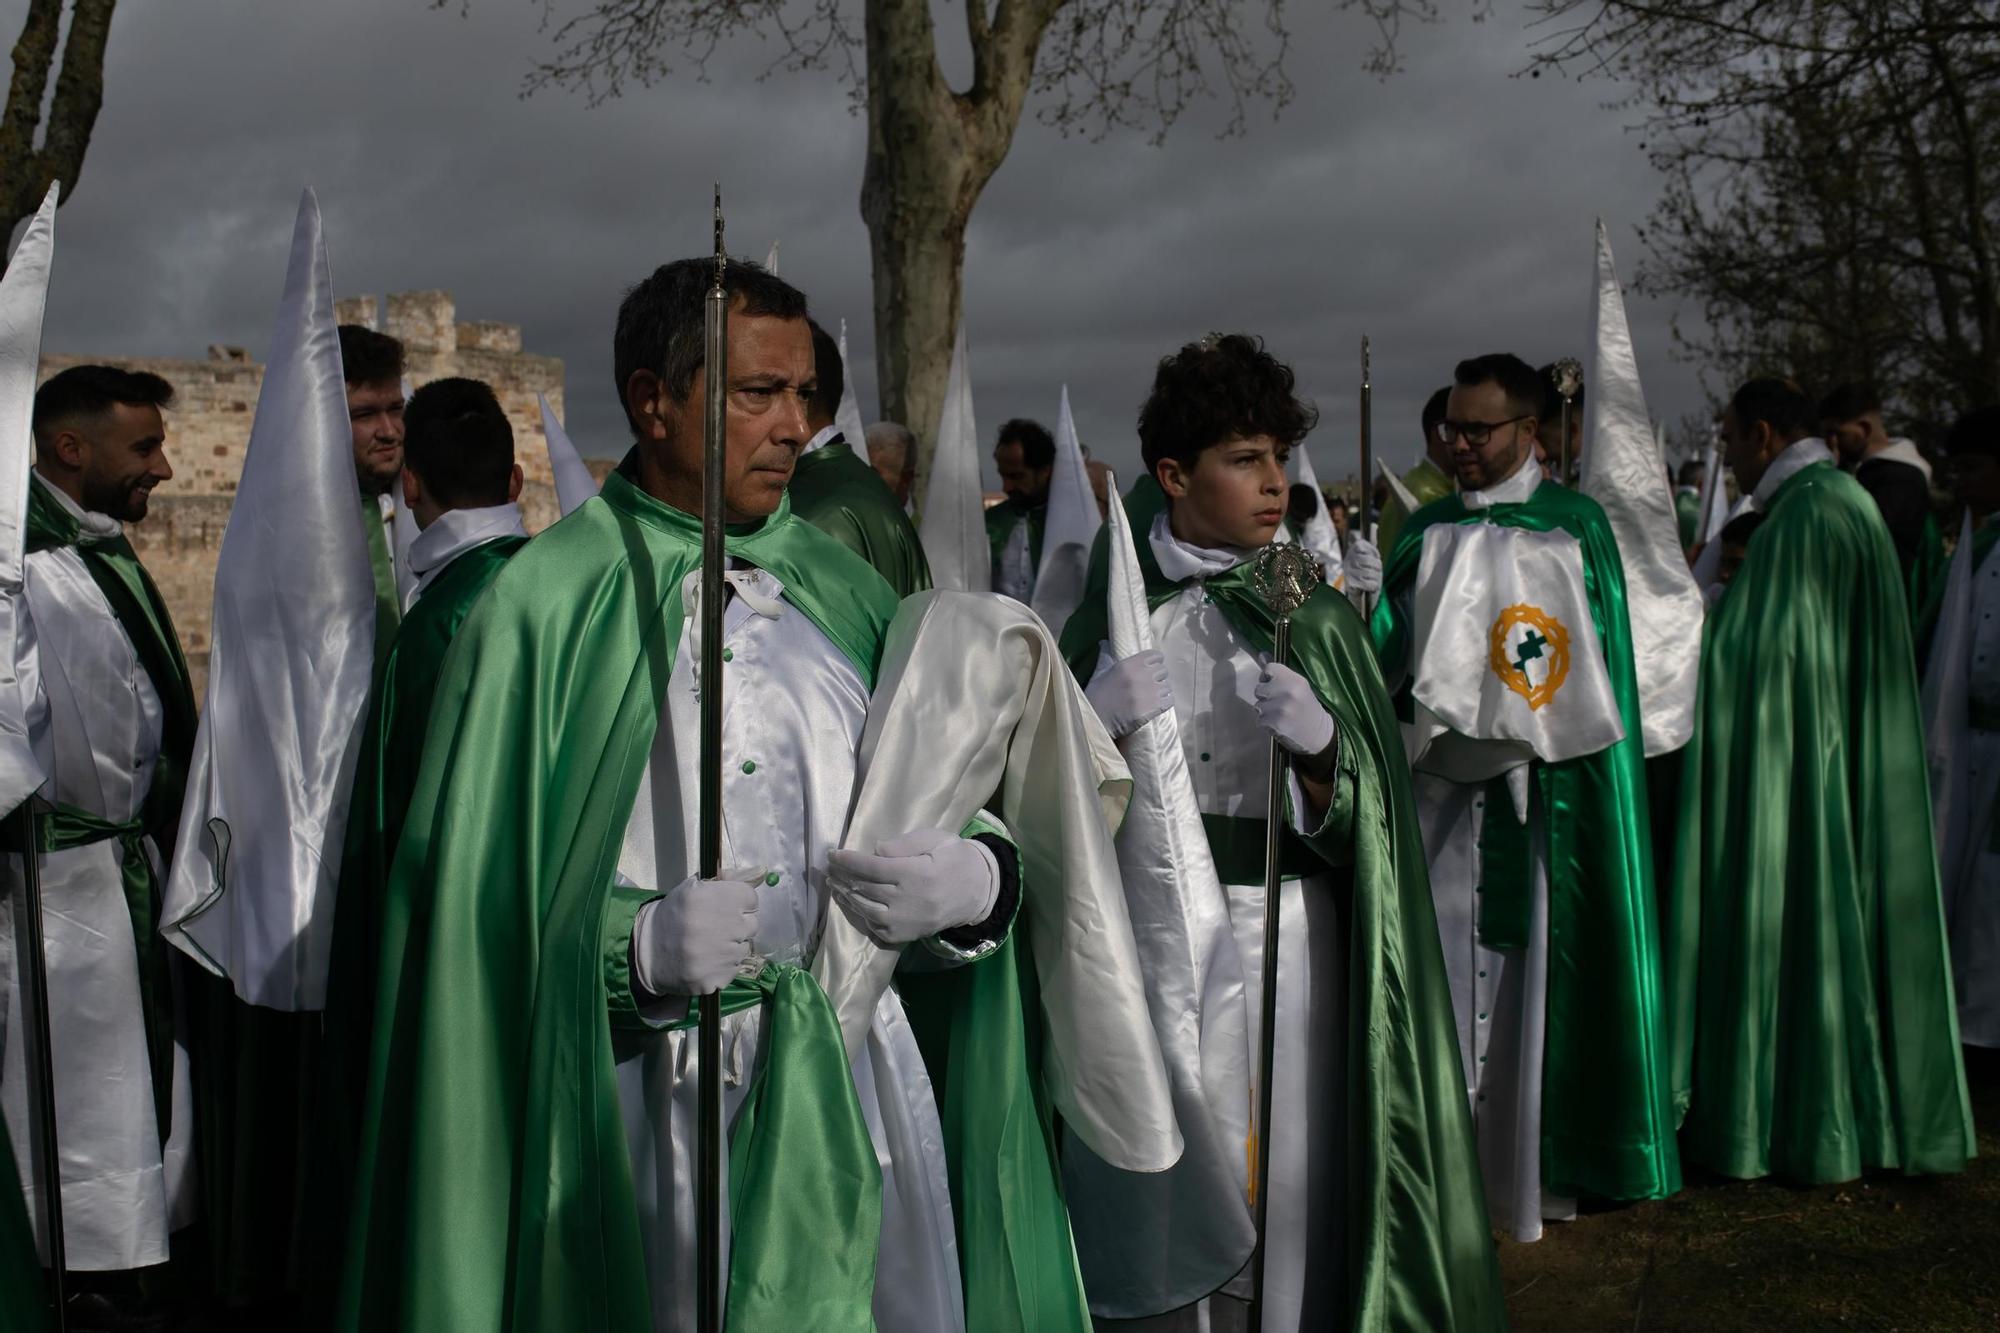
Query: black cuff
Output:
[[1293, 720, 1341, 784], [936, 832, 1021, 953]]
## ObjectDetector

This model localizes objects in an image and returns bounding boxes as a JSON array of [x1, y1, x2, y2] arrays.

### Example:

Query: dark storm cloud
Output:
[[33, 0, 1706, 490]]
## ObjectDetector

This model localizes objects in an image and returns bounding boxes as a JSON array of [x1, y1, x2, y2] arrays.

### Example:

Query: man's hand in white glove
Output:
[[827, 829, 1001, 946], [1085, 648, 1176, 740], [1343, 536, 1383, 594], [1254, 663, 1336, 758], [632, 867, 761, 998]]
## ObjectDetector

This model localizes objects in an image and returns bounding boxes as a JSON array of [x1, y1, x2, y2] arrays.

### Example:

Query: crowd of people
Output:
[[0, 215, 1990, 1333]]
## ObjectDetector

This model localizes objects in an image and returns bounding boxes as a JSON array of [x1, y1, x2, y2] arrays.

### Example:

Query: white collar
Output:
[[1460, 448, 1541, 509], [1856, 437, 1932, 483], [802, 424, 841, 455], [409, 502, 529, 594], [1148, 508, 1258, 583], [1751, 437, 1834, 509], [33, 470, 124, 542]]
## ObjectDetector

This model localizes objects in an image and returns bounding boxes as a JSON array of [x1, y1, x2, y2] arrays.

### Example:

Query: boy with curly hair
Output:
[[1058, 335, 1504, 1331]]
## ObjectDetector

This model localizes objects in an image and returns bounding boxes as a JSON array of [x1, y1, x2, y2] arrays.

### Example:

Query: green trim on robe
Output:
[[0, 1112, 50, 1333], [316, 531, 528, 1304], [788, 437, 932, 599], [985, 495, 1047, 574], [340, 460, 1089, 1331], [1668, 460, 1974, 1184], [361, 493, 401, 676], [1372, 481, 1682, 1206], [1059, 518, 1509, 1332]]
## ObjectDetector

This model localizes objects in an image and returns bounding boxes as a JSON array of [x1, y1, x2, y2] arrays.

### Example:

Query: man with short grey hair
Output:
[[864, 420, 917, 508]]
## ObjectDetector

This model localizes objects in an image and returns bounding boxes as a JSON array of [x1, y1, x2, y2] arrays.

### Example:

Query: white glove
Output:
[[1254, 662, 1336, 757], [632, 867, 762, 998], [1085, 648, 1176, 740], [826, 828, 1001, 946], [1343, 536, 1383, 594]]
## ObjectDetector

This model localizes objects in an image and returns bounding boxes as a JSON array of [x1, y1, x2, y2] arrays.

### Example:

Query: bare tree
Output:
[[1, 0, 117, 244], [1532, 0, 2000, 439], [469, 0, 1431, 501]]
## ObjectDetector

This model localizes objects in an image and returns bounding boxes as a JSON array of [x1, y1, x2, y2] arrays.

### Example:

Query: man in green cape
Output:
[[986, 418, 1052, 601], [317, 375, 531, 1282], [4, 366, 196, 1322], [1373, 387, 1457, 556], [788, 321, 930, 597], [1059, 335, 1505, 1331], [340, 323, 408, 656], [1372, 353, 1679, 1241], [1669, 378, 1973, 1184], [340, 259, 1091, 1333], [1820, 382, 1948, 614]]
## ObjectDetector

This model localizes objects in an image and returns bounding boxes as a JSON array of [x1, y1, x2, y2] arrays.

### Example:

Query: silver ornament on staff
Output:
[[1246, 540, 1322, 1327], [1551, 357, 1583, 486], [697, 184, 729, 1333]]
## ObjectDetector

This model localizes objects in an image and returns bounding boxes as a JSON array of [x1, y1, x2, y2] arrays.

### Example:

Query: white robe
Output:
[[1091, 517, 1344, 1332], [1400, 454, 1574, 1243], [0, 479, 194, 1270], [610, 565, 962, 1333]]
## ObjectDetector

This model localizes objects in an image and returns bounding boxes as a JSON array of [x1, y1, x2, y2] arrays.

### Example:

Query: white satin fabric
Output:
[[1408, 522, 1624, 778], [1063, 489, 1254, 1320], [1579, 220, 1704, 758], [539, 393, 601, 518], [1750, 438, 1834, 509], [610, 566, 961, 1333], [833, 322, 869, 462], [817, 590, 1180, 1175], [1, 482, 195, 1269], [801, 422, 839, 456], [1030, 387, 1102, 635], [0, 186, 55, 812], [163, 191, 377, 1010], [917, 327, 991, 593], [994, 521, 1035, 603], [1091, 515, 1345, 1330], [1411, 773, 1573, 1243], [1289, 444, 1345, 589], [407, 502, 527, 595], [1923, 514, 2000, 1047]]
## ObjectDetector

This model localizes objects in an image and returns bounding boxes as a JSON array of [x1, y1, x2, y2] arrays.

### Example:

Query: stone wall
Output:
[[42, 290, 593, 695]]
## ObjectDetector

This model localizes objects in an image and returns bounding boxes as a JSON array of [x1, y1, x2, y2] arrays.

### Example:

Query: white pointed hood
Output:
[[916, 322, 991, 592], [0, 183, 57, 814], [539, 393, 598, 517], [1030, 386, 1103, 634], [163, 189, 377, 1009], [1377, 455, 1421, 514], [1578, 219, 1704, 756], [1290, 444, 1344, 586], [833, 319, 868, 454]]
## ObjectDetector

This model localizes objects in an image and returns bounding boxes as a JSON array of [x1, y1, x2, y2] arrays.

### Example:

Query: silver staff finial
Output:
[[1252, 541, 1321, 620], [1552, 357, 1583, 402]]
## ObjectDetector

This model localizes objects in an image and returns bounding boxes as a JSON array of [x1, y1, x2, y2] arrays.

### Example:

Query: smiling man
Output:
[[1371, 352, 1680, 1242], [339, 260, 1043, 1332], [338, 324, 407, 667], [1, 366, 198, 1326]]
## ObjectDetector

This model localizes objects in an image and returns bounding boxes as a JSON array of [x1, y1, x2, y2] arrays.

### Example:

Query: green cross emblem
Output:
[[1513, 629, 1549, 674]]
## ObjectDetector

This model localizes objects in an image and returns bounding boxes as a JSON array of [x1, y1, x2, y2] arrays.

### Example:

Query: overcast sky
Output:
[[30, 0, 1710, 487]]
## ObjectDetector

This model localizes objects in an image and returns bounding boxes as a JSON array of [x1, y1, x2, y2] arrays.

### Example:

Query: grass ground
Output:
[[1499, 1047, 2000, 1331]]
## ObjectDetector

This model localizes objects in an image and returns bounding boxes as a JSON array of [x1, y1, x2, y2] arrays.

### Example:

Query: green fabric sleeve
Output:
[[602, 882, 666, 1031], [1294, 723, 1361, 869]]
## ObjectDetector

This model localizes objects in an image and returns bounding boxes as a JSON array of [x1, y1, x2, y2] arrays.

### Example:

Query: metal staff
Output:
[[11, 799, 67, 1331], [1358, 336, 1373, 544], [1551, 357, 1583, 486], [697, 185, 729, 1333], [1246, 542, 1322, 1327]]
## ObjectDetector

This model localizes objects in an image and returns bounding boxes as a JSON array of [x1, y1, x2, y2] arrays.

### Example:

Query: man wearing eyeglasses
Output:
[[1370, 352, 1680, 1241]]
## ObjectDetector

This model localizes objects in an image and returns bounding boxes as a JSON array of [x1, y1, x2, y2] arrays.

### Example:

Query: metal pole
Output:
[[1246, 545, 1320, 1330], [12, 800, 66, 1331], [1551, 357, 1583, 487], [1358, 335, 1373, 542], [696, 186, 729, 1333]]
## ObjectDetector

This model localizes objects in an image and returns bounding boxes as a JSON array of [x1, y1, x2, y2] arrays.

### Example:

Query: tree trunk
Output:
[[860, 0, 1059, 508], [0, 0, 116, 244]]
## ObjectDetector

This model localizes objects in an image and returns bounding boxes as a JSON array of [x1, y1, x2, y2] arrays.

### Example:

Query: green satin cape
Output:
[[788, 439, 932, 600], [1060, 525, 1508, 1332], [337, 470, 899, 1331], [984, 495, 1047, 574], [1371, 482, 1681, 1205], [315, 532, 527, 1305], [1668, 461, 1973, 1183], [0, 1112, 49, 1333]]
